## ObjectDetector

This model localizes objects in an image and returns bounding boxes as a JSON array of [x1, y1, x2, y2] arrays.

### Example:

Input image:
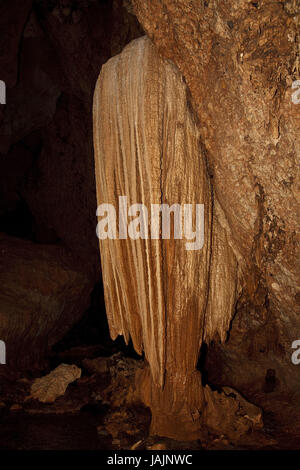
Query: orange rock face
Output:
[[93, 36, 264, 440], [131, 0, 300, 422]]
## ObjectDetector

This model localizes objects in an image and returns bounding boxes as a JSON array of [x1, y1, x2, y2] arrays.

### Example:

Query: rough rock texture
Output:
[[28, 364, 81, 403], [0, 349, 287, 449], [0, 0, 144, 371], [93, 36, 263, 440], [203, 386, 263, 439], [0, 0, 143, 277], [90, 352, 144, 408], [128, 0, 300, 430], [0, 0, 33, 89], [0, 234, 93, 369], [94, 37, 213, 387]]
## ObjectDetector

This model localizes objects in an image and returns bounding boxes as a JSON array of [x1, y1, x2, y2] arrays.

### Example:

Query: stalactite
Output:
[[93, 36, 262, 440]]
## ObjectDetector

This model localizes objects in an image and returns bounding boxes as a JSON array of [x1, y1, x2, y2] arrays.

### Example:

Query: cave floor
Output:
[[0, 347, 299, 451]]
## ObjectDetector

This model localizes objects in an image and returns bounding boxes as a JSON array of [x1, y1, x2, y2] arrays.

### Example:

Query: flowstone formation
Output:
[[93, 36, 263, 440], [129, 0, 300, 430]]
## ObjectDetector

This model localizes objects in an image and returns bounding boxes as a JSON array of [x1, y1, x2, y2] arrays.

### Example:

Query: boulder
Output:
[[130, 0, 300, 431], [0, 233, 93, 369], [27, 364, 81, 403]]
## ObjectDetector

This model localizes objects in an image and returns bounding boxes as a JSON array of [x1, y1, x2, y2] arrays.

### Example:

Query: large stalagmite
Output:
[[93, 36, 262, 439]]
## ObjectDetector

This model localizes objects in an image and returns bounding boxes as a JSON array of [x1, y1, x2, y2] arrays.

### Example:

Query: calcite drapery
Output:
[[129, 1, 300, 429], [93, 36, 259, 439], [0, 233, 93, 370]]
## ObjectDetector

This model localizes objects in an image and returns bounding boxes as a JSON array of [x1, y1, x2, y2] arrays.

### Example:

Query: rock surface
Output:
[[0, 0, 144, 278], [28, 364, 81, 403], [0, 0, 33, 89], [130, 0, 300, 428], [0, 350, 292, 449], [94, 35, 263, 440], [0, 233, 93, 369], [0, 0, 144, 370]]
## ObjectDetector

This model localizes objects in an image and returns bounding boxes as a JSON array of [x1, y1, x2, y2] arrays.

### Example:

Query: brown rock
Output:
[[128, 0, 300, 432], [147, 443, 167, 450], [94, 0, 300, 436], [0, 0, 33, 88], [203, 386, 263, 439], [95, 353, 143, 408], [0, 67, 60, 155], [132, 0, 300, 322], [0, 233, 93, 369], [28, 364, 81, 403], [82, 357, 108, 375], [10, 404, 22, 411], [93, 36, 264, 440], [0, 0, 144, 279]]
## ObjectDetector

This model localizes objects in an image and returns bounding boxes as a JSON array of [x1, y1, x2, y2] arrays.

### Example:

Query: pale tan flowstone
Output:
[[93, 36, 262, 440], [128, 1, 300, 430], [27, 364, 81, 403]]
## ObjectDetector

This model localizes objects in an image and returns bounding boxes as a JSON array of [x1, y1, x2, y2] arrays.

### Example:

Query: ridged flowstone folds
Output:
[[93, 36, 262, 440]]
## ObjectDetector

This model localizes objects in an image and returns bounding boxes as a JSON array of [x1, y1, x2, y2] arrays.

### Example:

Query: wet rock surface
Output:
[[0, 349, 299, 450], [0, 0, 144, 382], [28, 364, 82, 403], [0, 0, 144, 277], [0, 0, 299, 448], [0, 233, 93, 369], [130, 0, 300, 435]]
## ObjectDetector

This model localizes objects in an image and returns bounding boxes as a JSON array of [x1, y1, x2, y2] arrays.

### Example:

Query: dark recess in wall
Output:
[[0, 0, 144, 369]]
